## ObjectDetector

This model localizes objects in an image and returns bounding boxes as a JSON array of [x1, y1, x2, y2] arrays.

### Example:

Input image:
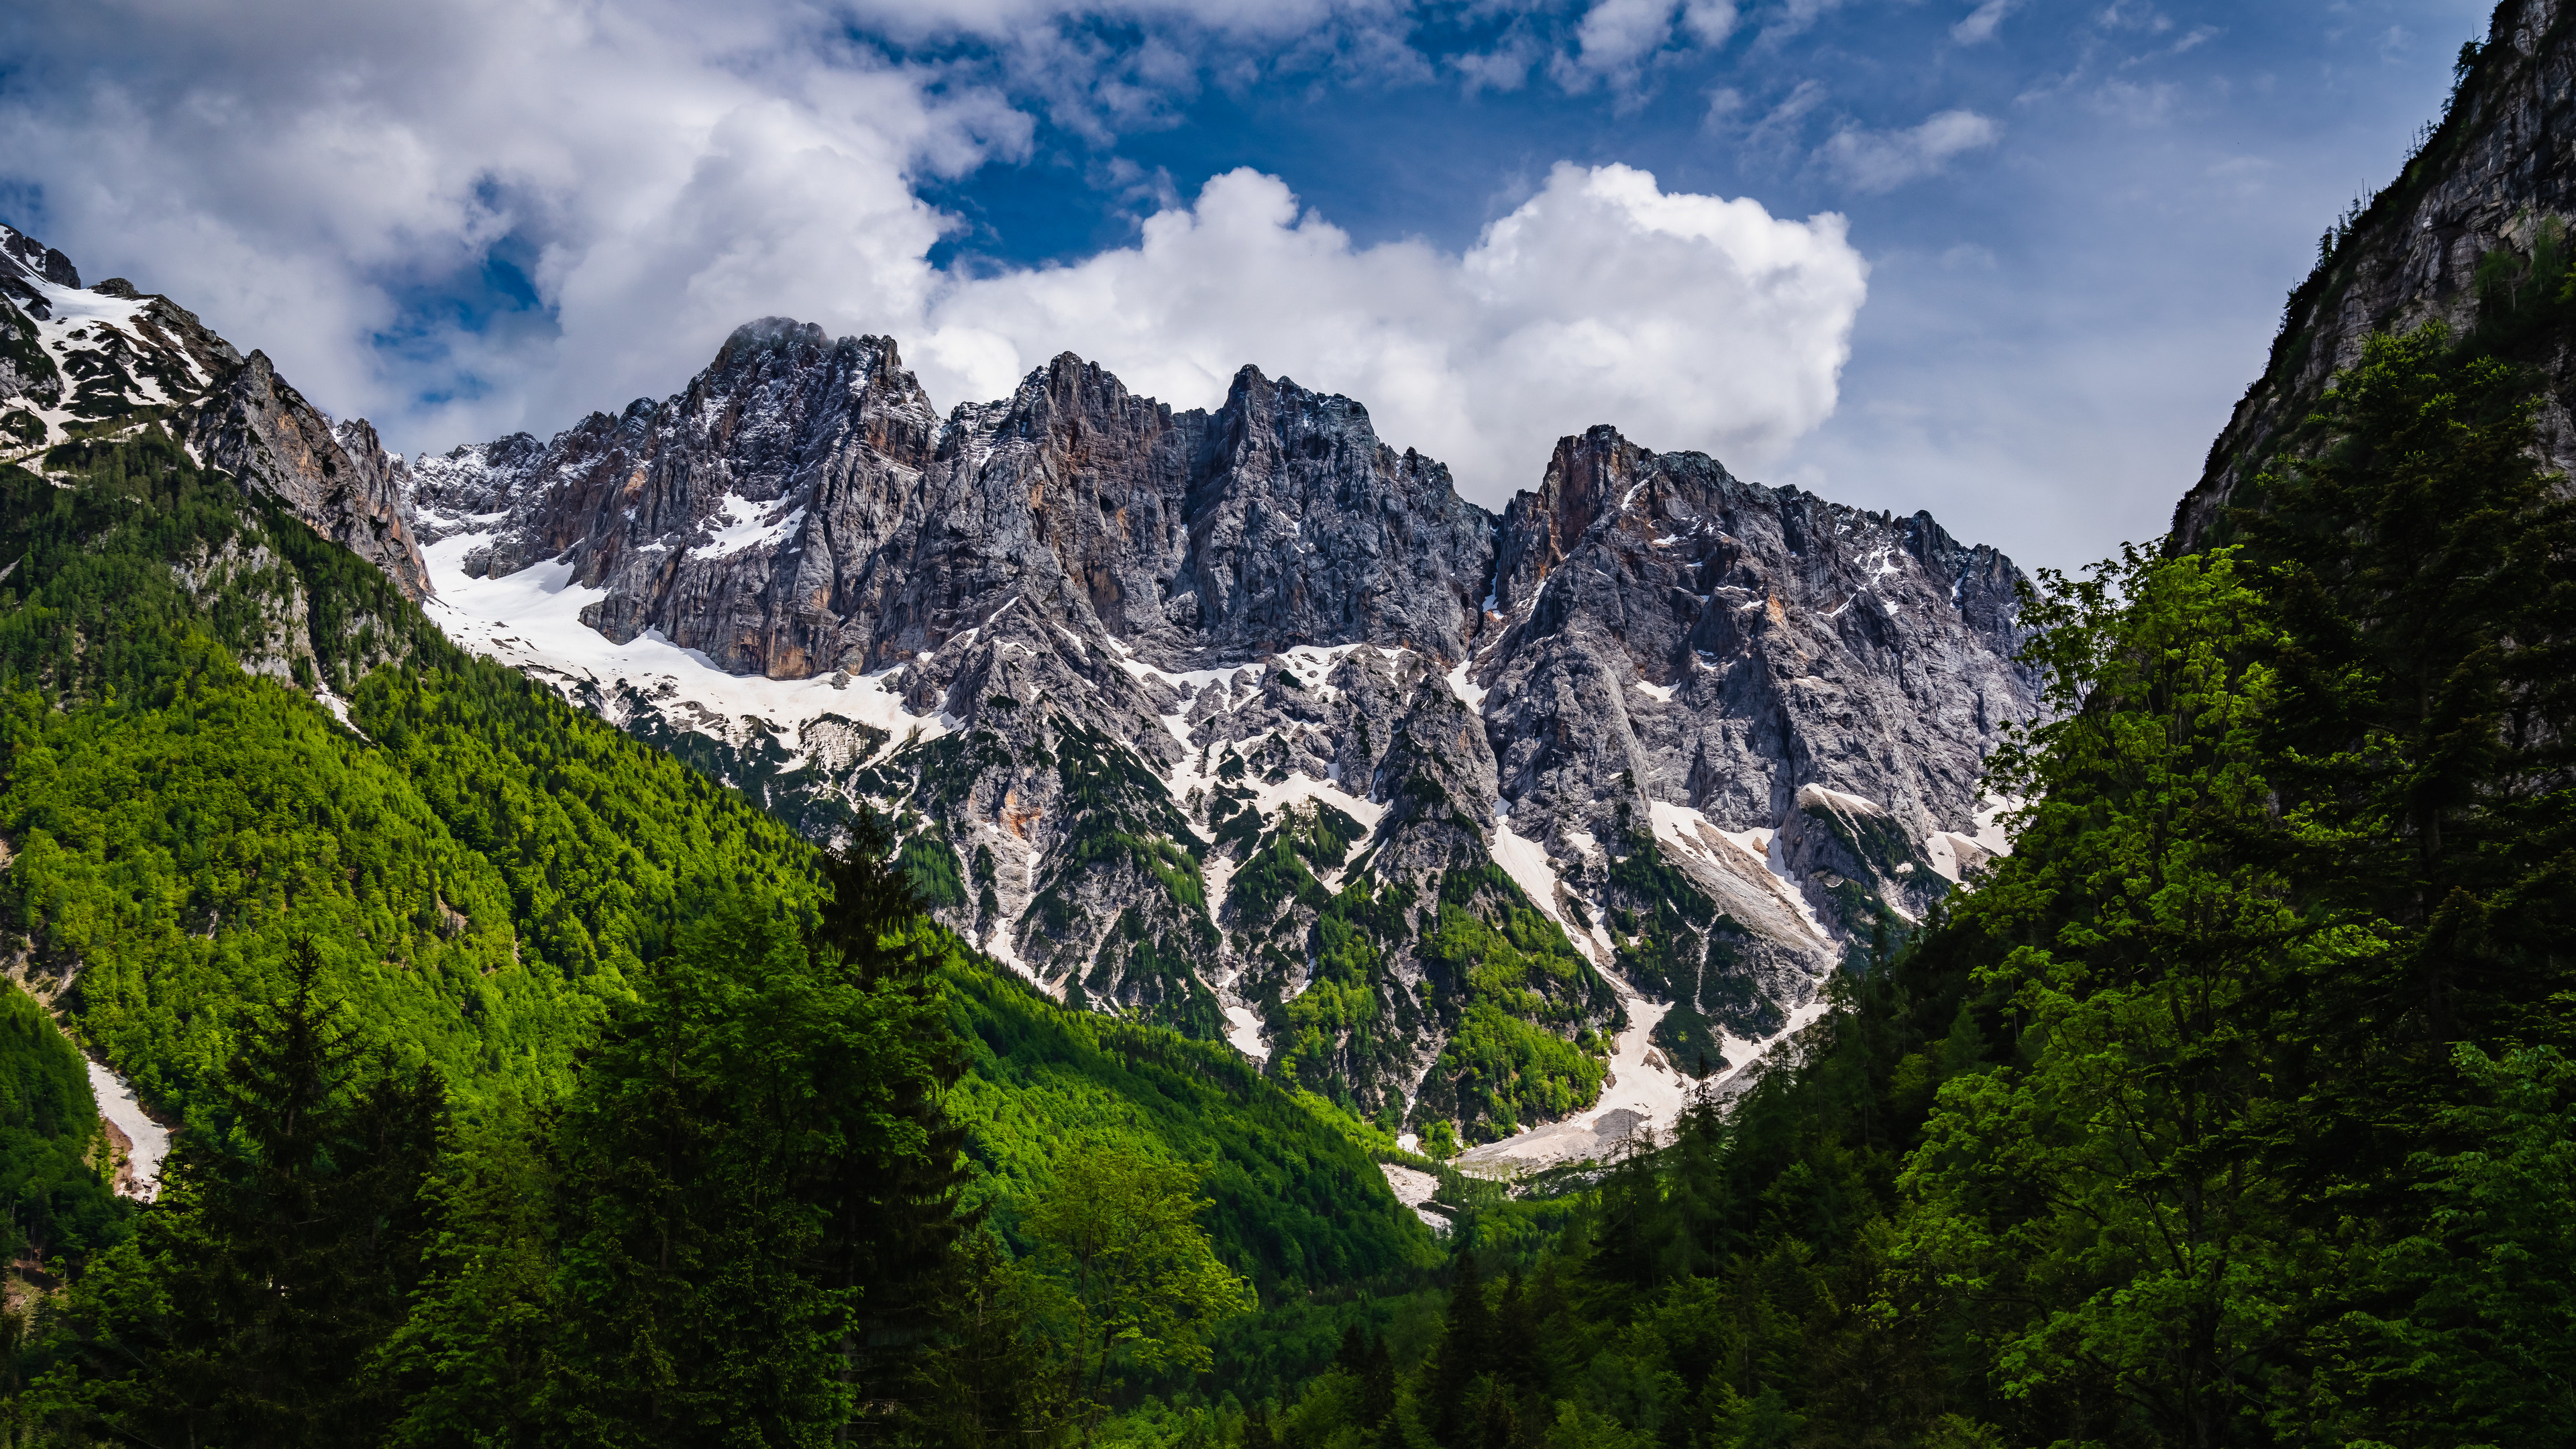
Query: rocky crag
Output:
[[0, 225, 431, 599], [410, 317, 2038, 1148], [2176, 0, 2576, 547]]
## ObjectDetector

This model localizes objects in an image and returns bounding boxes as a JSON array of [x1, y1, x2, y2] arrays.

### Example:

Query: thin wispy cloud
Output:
[[1819, 109, 2004, 192], [1952, 0, 2021, 46]]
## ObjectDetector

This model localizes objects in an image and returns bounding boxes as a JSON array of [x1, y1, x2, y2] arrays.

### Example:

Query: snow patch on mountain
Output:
[[1453, 977, 1688, 1173], [420, 530, 946, 757], [1224, 1004, 1270, 1061], [703, 494, 806, 558], [1491, 811, 1574, 937], [1377, 1163, 1448, 1232], [87, 1060, 170, 1203]]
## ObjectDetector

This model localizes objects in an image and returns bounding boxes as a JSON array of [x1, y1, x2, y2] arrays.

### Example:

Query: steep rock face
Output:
[[1481, 427, 2026, 852], [1469, 426, 2029, 1066], [184, 355, 433, 600], [0, 224, 433, 600], [427, 333, 1493, 680], [2176, 0, 2576, 546], [0, 217, 2041, 1152], [411, 320, 2040, 1152]]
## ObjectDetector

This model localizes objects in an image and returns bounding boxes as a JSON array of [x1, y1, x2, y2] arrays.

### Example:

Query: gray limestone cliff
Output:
[[414, 317, 2041, 1146], [0, 224, 433, 600], [2176, 0, 2576, 548]]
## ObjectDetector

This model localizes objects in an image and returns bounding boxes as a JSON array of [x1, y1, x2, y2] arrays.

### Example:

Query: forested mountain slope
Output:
[[0, 425, 1429, 1299], [2178, 0, 2576, 546]]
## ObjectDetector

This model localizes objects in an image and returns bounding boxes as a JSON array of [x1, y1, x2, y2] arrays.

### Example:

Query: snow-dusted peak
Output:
[[0, 225, 431, 597], [0, 224, 244, 462]]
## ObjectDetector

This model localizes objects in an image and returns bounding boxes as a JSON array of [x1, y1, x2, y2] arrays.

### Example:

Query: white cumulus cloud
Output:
[[1819, 109, 2002, 192], [0, 0, 1866, 505], [921, 164, 1866, 498]]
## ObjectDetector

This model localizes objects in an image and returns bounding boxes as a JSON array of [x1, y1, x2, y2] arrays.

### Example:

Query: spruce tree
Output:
[[1358, 1330, 1396, 1432], [68, 940, 444, 1446], [546, 894, 865, 1444], [545, 826, 976, 1447], [810, 812, 973, 1439], [2247, 325, 2576, 1026], [1425, 1245, 1491, 1445]]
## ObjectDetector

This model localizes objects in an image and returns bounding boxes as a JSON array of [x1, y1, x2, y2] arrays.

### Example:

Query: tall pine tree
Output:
[[50, 940, 444, 1446]]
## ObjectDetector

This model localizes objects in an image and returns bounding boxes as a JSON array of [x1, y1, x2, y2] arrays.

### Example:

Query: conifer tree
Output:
[[892, 1234, 1058, 1449], [62, 940, 444, 1446], [810, 812, 974, 1438], [1425, 1245, 1491, 1445], [546, 886, 932, 1445]]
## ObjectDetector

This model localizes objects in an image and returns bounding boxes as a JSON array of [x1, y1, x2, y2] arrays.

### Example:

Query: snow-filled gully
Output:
[[417, 530, 2005, 1173]]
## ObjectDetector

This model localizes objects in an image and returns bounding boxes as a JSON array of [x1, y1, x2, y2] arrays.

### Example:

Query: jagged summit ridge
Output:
[[416, 323, 1493, 681], [410, 313, 2039, 1158], [0, 223, 433, 599], [1, 213, 2040, 1157]]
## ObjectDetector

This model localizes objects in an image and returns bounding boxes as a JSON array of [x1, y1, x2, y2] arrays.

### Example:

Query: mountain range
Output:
[[1, 221, 2036, 1155], [11, 6, 2576, 1444]]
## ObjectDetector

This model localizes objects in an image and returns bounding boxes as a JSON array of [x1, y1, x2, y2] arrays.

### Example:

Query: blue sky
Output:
[[1, 0, 2492, 570]]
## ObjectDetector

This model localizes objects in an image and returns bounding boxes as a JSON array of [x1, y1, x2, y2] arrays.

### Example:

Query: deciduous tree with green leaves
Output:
[[1022, 1146, 1255, 1444], [1896, 549, 2357, 1446]]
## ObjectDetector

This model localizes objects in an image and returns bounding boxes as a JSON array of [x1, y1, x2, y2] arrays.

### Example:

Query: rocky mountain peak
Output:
[[407, 313, 2039, 1157], [1, 229, 77, 289], [0, 223, 429, 599]]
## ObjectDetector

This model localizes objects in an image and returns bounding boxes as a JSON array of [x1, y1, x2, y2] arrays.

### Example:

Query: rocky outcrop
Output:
[[1479, 427, 2028, 854], [179, 354, 433, 599], [2176, 0, 2576, 547], [413, 317, 2041, 1148], [0, 223, 433, 600]]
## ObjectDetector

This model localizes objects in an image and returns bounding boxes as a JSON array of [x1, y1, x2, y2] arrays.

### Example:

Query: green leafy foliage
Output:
[[1412, 867, 1615, 1144], [0, 431, 821, 1122], [1896, 547, 2328, 1443], [0, 983, 126, 1271], [1018, 1148, 1255, 1441], [945, 963, 1438, 1299]]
